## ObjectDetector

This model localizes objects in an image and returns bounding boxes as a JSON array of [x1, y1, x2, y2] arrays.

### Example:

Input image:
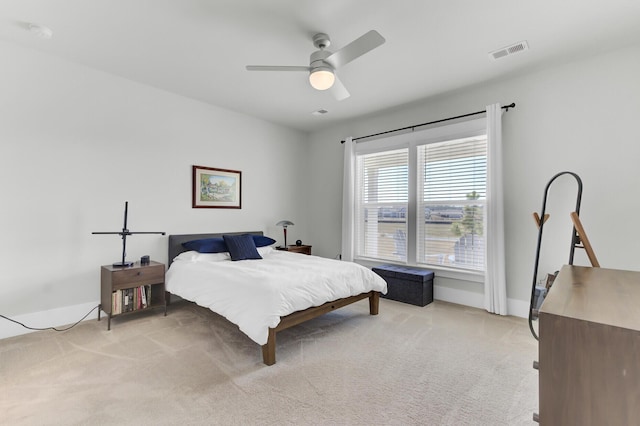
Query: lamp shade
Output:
[[276, 220, 294, 227], [309, 68, 335, 91]]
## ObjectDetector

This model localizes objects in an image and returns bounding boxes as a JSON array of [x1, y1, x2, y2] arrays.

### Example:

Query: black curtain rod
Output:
[[340, 102, 515, 144]]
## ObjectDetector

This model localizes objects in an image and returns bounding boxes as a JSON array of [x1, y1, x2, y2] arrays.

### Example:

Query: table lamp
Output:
[[276, 220, 294, 247]]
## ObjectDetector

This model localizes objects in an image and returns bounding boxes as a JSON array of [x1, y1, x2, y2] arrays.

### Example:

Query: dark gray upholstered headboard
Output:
[[168, 231, 263, 266]]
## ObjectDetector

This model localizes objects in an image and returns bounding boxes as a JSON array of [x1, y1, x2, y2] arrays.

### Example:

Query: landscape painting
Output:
[[192, 165, 241, 209]]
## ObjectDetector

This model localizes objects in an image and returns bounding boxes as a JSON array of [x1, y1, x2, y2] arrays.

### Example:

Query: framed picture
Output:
[[192, 165, 242, 209]]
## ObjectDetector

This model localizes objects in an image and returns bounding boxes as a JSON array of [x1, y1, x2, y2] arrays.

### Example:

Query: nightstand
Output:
[[276, 245, 312, 255], [99, 260, 166, 330]]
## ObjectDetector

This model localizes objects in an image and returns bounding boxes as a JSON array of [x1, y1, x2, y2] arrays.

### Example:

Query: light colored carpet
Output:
[[0, 299, 538, 425]]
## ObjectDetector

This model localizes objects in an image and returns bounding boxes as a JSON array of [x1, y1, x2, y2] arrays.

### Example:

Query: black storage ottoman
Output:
[[372, 264, 434, 307]]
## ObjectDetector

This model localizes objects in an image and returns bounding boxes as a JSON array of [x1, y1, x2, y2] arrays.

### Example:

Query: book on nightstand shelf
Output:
[[111, 285, 152, 314]]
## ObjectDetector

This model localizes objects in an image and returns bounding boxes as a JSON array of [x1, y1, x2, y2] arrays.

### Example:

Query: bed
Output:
[[166, 232, 387, 365]]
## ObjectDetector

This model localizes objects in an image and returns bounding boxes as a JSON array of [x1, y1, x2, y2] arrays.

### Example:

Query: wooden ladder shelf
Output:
[[532, 211, 599, 268], [569, 212, 600, 267]]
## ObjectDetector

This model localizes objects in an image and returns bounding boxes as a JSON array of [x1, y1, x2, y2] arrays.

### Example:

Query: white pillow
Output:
[[173, 250, 231, 262], [257, 246, 274, 256], [197, 252, 232, 262], [173, 251, 199, 262]]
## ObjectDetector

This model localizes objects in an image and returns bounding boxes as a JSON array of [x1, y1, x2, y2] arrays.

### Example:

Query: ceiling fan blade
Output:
[[330, 75, 350, 101], [325, 30, 385, 69], [246, 65, 310, 72]]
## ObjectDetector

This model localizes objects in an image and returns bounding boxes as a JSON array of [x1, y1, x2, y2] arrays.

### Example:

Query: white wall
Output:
[[307, 45, 640, 316], [0, 41, 310, 336], [3, 40, 639, 337]]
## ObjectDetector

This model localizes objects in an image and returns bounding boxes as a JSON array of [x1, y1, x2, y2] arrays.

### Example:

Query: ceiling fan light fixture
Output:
[[247, 30, 385, 101], [309, 67, 335, 91]]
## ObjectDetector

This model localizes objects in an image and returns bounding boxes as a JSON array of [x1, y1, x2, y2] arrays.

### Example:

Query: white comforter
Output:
[[165, 247, 387, 345]]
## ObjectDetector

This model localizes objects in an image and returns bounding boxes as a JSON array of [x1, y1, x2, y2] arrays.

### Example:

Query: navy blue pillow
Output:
[[252, 235, 276, 248], [182, 237, 227, 253], [223, 234, 262, 261]]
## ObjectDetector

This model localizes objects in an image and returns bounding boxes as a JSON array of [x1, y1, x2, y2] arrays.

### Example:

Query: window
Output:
[[355, 148, 408, 262], [416, 136, 486, 271], [353, 119, 487, 272]]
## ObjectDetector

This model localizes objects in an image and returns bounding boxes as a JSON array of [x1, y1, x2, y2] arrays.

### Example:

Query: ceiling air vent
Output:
[[489, 41, 529, 61]]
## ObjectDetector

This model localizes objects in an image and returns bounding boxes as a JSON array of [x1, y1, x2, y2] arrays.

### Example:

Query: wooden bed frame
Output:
[[167, 232, 380, 365]]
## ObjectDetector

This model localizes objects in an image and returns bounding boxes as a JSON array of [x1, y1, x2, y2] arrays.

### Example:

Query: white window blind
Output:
[[355, 148, 408, 262], [417, 136, 487, 270]]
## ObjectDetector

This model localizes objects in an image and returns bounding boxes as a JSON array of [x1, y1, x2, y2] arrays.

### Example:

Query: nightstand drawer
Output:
[[109, 264, 164, 288], [277, 245, 312, 255]]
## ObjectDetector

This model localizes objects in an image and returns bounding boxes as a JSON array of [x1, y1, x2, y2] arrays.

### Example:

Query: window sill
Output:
[[354, 258, 484, 284]]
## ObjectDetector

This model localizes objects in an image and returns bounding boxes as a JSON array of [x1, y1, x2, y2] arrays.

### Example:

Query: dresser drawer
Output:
[[110, 264, 164, 288]]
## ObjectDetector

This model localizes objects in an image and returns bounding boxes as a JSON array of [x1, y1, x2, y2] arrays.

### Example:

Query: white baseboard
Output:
[[507, 297, 530, 318], [434, 284, 484, 310], [1, 288, 529, 341], [0, 301, 100, 340], [434, 285, 528, 318]]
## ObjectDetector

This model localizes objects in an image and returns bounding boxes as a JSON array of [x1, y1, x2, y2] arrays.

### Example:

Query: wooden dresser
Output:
[[538, 265, 640, 425]]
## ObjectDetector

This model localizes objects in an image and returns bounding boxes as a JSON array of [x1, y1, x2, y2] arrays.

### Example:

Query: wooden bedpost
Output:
[[369, 291, 380, 315], [262, 328, 276, 366]]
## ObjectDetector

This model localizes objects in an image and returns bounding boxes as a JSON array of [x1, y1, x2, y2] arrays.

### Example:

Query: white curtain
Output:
[[341, 137, 356, 261], [485, 103, 508, 315]]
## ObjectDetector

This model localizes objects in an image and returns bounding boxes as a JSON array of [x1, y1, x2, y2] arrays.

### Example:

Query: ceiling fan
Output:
[[246, 30, 385, 101]]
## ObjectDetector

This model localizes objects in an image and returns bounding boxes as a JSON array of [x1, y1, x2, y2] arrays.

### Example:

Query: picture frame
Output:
[[192, 165, 242, 209]]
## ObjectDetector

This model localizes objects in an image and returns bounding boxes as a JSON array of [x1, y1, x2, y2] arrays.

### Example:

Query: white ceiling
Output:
[[2, 1, 640, 133]]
